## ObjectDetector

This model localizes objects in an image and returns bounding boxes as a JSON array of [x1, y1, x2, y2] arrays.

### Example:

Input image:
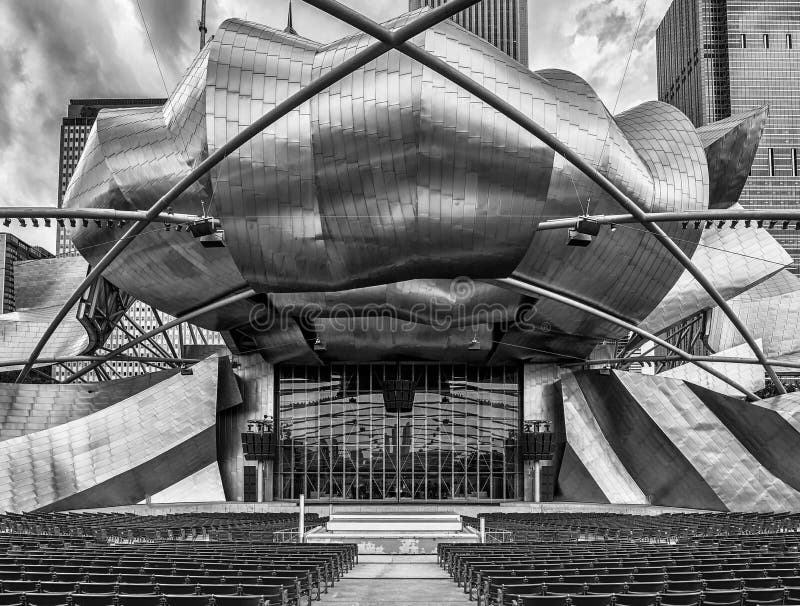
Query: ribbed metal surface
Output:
[[0, 258, 91, 369], [558, 369, 800, 511], [0, 369, 177, 441], [59, 13, 776, 365], [0, 356, 222, 512]]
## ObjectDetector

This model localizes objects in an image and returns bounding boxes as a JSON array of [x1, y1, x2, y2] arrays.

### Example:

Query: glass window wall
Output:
[[276, 363, 520, 501]]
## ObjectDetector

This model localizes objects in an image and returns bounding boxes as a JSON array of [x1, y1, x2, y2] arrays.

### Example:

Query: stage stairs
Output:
[[304, 511, 479, 554]]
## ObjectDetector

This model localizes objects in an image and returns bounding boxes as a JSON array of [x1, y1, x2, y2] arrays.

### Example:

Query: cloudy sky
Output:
[[0, 0, 671, 252]]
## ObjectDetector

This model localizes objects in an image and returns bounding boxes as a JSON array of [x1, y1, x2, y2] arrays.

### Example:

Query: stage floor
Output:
[[72, 501, 711, 516]]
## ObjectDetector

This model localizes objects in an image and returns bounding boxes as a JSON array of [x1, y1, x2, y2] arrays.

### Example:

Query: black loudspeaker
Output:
[[540, 465, 556, 502], [243, 466, 257, 502], [383, 379, 415, 413], [241, 432, 275, 460]]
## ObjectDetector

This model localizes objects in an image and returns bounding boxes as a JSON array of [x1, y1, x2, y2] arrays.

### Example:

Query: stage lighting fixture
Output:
[[106, 220, 114, 228], [94, 219, 102, 227], [757, 220, 764, 228], [705, 220, 713, 228], [164, 222, 171, 231], [717, 220, 725, 229], [31, 219, 39, 227], [694, 221, 701, 229], [313, 336, 326, 352], [567, 218, 599, 247], [769, 220, 777, 228], [745, 220, 751, 228], [468, 335, 481, 350], [180, 365, 193, 376], [681, 221, 689, 229], [175, 224, 183, 231], [44, 218, 51, 227], [3, 219, 10, 227], [730, 220, 738, 228], [18, 219, 26, 227], [118, 220, 126, 228], [69, 219, 76, 227], [783, 221, 790, 229], [81, 219, 89, 227], [610, 223, 617, 232], [57, 218, 65, 227]]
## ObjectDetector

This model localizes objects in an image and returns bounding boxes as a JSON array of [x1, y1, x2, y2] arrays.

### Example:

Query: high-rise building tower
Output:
[[657, 0, 800, 273], [58, 99, 167, 257], [408, 0, 528, 65], [56, 98, 223, 378]]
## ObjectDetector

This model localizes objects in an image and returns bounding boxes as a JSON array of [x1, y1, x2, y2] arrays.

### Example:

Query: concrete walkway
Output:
[[319, 555, 470, 605]]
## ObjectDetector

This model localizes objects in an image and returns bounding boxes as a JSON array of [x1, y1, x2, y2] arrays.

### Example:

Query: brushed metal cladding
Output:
[[148, 462, 226, 503], [640, 212, 792, 334], [560, 371, 648, 504], [61, 12, 772, 364], [0, 258, 92, 369], [0, 356, 222, 513], [570, 370, 727, 510], [689, 383, 800, 491], [616, 371, 800, 512], [753, 391, 800, 435], [557, 443, 610, 504], [708, 270, 800, 368], [0, 369, 178, 441], [64, 50, 247, 326], [658, 340, 765, 396], [697, 107, 768, 209], [512, 96, 704, 336]]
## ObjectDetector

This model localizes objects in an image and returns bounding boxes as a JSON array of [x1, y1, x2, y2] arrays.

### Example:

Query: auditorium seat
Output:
[[116, 594, 164, 606], [658, 591, 703, 606], [614, 594, 659, 606], [22, 592, 72, 606], [0, 593, 22, 606], [743, 588, 786, 606], [70, 593, 119, 606], [702, 589, 744, 606]]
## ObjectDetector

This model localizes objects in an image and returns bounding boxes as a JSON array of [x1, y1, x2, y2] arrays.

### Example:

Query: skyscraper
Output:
[[408, 0, 528, 65], [58, 99, 167, 257], [56, 98, 222, 378], [657, 0, 800, 273], [0, 233, 53, 314]]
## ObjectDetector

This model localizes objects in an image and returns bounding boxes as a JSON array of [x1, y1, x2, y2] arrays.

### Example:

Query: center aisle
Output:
[[319, 555, 471, 605]]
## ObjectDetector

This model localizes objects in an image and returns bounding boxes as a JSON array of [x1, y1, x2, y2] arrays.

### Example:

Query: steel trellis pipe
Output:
[[62, 288, 256, 383], [558, 355, 800, 371], [301, 0, 784, 393], [14, 0, 483, 383], [535, 209, 800, 231], [495, 277, 760, 401], [0, 207, 199, 223]]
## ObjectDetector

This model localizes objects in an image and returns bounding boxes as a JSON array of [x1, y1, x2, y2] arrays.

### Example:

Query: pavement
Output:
[[318, 555, 471, 605]]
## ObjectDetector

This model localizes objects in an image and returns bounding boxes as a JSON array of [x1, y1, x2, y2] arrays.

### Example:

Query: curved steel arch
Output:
[[14, 0, 482, 383], [495, 277, 760, 401], [301, 0, 785, 394]]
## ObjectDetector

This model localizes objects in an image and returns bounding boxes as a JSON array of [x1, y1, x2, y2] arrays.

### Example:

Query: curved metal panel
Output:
[[560, 371, 648, 504], [698, 107, 768, 209], [570, 370, 727, 509], [708, 270, 800, 368], [658, 340, 765, 396], [0, 369, 177, 441], [691, 384, 800, 491], [59, 12, 775, 365], [0, 258, 92, 369], [640, 211, 791, 334], [616, 371, 800, 511], [0, 356, 221, 512]]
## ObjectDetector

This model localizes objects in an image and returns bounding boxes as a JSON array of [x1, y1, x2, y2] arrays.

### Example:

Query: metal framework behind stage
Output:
[[3, 0, 793, 396]]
